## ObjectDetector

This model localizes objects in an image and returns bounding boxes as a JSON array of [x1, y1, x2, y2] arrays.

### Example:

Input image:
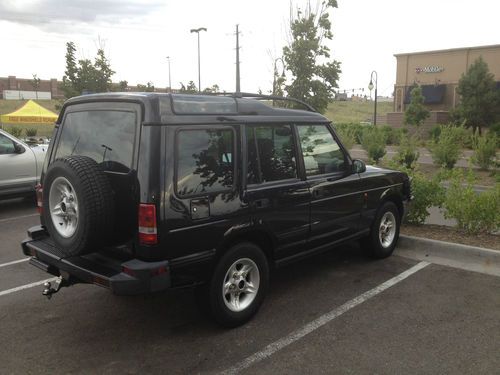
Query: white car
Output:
[[0, 128, 47, 199]]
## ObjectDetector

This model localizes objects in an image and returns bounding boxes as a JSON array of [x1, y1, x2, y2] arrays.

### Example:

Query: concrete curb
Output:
[[396, 235, 500, 277]]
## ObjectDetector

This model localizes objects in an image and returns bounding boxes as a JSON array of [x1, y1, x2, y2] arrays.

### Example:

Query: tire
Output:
[[199, 242, 269, 328], [361, 201, 400, 259], [42, 156, 114, 256]]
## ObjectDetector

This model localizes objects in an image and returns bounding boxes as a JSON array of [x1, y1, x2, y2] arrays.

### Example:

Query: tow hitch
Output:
[[42, 277, 69, 299]]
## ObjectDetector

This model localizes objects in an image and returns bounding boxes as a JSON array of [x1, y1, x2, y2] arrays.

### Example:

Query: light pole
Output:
[[166, 56, 171, 93], [190, 27, 207, 92], [368, 70, 378, 126], [272, 57, 285, 96]]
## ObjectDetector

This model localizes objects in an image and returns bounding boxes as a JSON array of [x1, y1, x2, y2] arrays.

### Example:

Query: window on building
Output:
[[176, 128, 234, 197], [297, 125, 346, 176], [246, 125, 297, 184]]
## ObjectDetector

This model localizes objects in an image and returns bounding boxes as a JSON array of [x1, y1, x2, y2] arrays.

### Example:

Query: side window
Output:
[[297, 125, 346, 176], [246, 125, 297, 184], [176, 128, 234, 197], [0, 133, 16, 155]]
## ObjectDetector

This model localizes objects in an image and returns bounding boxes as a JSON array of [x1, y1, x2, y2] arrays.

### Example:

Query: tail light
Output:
[[138, 203, 157, 245], [35, 184, 43, 214]]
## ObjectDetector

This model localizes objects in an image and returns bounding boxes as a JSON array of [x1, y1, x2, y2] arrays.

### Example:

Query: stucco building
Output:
[[385, 44, 500, 128]]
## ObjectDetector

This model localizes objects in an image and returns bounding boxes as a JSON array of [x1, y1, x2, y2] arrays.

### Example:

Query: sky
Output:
[[1, 0, 499, 97]]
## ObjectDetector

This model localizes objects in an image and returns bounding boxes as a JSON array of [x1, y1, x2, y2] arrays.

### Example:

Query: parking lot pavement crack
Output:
[[220, 261, 430, 375]]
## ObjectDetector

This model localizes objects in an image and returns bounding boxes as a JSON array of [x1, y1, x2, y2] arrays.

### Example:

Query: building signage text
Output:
[[415, 66, 445, 74]]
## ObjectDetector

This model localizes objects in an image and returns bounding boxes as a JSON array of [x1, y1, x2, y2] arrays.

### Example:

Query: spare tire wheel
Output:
[[42, 156, 114, 256]]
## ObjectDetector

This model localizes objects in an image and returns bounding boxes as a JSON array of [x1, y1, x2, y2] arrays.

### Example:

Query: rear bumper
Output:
[[21, 226, 170, 295]]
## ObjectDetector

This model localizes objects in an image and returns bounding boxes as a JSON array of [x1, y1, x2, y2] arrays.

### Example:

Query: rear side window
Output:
[[55, 110, 136, 172], [176, 129, 234, 197], [246, 125, 297, 184]]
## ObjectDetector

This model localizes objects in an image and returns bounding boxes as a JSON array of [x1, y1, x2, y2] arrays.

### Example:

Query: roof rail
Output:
[[215, 92, 318, 113]]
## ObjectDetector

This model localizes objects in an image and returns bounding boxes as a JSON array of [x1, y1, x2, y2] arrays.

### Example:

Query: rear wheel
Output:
[[199, 242, 269, 327], [361, 201, 400, 259]]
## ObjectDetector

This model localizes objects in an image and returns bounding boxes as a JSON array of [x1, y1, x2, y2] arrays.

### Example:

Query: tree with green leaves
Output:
[[282, 0, 341, 113], [404, 85, 429, 129], [118, 80, 128, 91], [61, 41, 115, 98], [137, 82, 155, 92], [179, 81, 198, 93], [454, 56, 500, 134], [29, 74, 41, 99]]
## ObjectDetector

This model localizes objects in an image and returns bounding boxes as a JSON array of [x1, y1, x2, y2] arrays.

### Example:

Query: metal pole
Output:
[[197, 33, 201, 92], [236, 24, 240, 94], [190, 27, 207, 93], [166, 56, 171, 93], [369, 70, 378, 126]]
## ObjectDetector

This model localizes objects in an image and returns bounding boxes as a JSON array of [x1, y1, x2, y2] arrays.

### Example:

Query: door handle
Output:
[[253, 198, 270, 209]]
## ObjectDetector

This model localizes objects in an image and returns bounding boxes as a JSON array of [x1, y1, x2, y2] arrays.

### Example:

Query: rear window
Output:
[[55, 110, 136, 172]]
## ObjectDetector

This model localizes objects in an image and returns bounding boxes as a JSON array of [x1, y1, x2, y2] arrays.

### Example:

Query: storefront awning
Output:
[[404, 84, 446, 104]]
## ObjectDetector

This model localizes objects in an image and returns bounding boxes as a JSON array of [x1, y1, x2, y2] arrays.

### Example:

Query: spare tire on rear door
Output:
[[42, 156, 114, 256]]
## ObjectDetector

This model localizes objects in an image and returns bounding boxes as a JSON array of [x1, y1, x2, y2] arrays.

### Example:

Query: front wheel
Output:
[[200, 242, 269, 327], [361, 201, 400, 259]]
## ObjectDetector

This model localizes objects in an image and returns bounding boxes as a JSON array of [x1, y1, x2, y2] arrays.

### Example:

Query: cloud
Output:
[[0, 0, 164, 30]]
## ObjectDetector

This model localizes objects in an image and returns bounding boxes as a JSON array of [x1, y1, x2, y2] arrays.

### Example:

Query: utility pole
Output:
[[235, 24, 241, 94]]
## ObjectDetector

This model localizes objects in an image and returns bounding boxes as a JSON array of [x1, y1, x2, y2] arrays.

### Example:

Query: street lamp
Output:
[[272, 57, 285, 96], [190, 27, 207, 92], [166, 56, 171, 93], [368, 70, 378, 126]]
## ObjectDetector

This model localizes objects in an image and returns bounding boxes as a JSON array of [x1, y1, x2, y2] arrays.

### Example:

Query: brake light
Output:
[[138, 203, 158, 245], [35, 184, 43, 214]]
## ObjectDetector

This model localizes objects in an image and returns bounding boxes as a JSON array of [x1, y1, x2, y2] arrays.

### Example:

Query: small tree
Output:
[[179, 81, 198, 93], [118, 80, 128, 91], [137, 82, 155, 92], [361, 127, 387, 164], [404, 85, 429, 130], [282, 0, 341, 113], [29, 74, 41, 100], [454, 56, 500, 134]]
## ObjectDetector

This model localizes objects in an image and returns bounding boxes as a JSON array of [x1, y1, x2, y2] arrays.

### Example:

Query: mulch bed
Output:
[[401, 224, 500, 251]]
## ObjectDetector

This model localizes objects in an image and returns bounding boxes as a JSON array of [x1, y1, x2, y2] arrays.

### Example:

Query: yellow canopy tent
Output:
[[0, 100, 58, 125]]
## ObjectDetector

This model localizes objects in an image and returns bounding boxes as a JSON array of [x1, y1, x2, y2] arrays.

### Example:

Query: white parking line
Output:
[[0, 258, 29, 268], [0, 213, 38, 223], [0, 277, 58, 297], [221, 261, 430, 375]]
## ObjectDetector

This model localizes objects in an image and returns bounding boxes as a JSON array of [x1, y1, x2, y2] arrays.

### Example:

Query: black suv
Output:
[[22, 93, 411, 327]]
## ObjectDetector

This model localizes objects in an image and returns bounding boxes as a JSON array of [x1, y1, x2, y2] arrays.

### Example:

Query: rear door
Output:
[[296, 124, 363, 247], [0, 132, 36, 195], [244, 124, 311, 259]]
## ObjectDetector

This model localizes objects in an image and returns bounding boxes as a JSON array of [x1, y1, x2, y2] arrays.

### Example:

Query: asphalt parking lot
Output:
[[1, 198, 499, 374]]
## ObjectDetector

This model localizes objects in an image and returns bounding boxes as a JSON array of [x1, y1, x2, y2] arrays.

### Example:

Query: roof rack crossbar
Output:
[[213, 92, 317, 113]]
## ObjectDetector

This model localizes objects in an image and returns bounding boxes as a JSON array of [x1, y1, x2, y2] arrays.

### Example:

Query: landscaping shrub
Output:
[[443, 171, 500, 234], [395, 134, 420, 169], [335, 124, 356, 151], [25, 128, 38, 137], [429, 125, 441, 141], [388, 163, 444, 225], [361, 127, 387, 164], [6, 126, 22, 138], [429, 125, 463, 169], [471, 131, 498, 170]]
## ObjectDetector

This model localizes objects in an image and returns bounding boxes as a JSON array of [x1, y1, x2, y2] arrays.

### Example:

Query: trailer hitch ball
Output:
[[42, 277, 64, 299]]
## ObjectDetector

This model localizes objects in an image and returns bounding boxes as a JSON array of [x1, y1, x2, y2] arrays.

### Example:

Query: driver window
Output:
[[297, 125, 346, 176], [0, 133, 16, 155]]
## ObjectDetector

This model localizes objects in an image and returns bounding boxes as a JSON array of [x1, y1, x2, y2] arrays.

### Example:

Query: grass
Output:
[[324, 100, 393, 124], [0, 99, 61, 138]]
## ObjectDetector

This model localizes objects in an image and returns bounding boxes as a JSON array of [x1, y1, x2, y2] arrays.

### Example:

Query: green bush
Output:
[[443, 171, 500, 234], [25, 128, 38, 137], [361, 127, 387, 164], [429, 125, 441, 141], [387, 164, 444, 225], [471, 131, 498, 170], [395, 134, 420, 169], [6, 126, 22, 138], [429, 125, 463, 169], [335, 125, 356, 151]]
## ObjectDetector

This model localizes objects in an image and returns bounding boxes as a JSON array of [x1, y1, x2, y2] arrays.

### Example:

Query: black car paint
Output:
[[28, 93, 410, 292]]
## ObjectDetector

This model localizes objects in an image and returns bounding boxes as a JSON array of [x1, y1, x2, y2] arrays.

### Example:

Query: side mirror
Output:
[[353, 159, 366, 173], [14, 143, 26, 154]]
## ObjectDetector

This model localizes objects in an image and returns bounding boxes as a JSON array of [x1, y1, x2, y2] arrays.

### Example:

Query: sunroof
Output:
[[171, 95, 237, 114]]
